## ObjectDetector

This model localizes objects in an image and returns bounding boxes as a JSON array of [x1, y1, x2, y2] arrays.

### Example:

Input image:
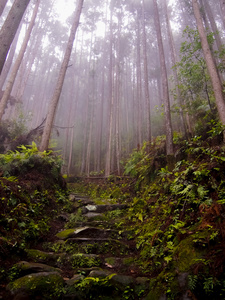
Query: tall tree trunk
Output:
[[0, 0, 40, 121], [162, 0, 187, 138], [0, 0, 31, 74], [153, 0, 174, 155], [192, 0, 225, 135], [219, 0, 225, 29], [105, 1, 114, 177], [39, 0, 84, 151], [202, 0, 223, 52], [0, 0, 8, 16], [142, 0, 151, 143], [136, 13, 143, 147], [0, 26, 20, 91]]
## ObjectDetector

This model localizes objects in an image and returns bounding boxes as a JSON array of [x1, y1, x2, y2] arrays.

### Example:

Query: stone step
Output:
[[82, 204, 128, 214], [56, 227, 119, 240], [25, 249, 66, 266], [65, 238, 131, 255], [13, 261, 62, 277], [6, 268, 151, 300], [67, 220, 111, 228], [84, 212, 104, 219]]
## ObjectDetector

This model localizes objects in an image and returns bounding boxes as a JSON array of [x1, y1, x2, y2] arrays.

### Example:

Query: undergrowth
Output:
[[70, 127, 225, 299]]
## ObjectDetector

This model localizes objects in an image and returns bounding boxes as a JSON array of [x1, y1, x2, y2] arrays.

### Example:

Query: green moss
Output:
[[56, 228, 75, 240], [174, 236, 202, 272], [144, 278, 164, 300], [7, 272, 64, 299], [25, 249, 61, 264]]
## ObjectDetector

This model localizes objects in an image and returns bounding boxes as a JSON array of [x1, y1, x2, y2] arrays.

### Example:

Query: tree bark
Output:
[[105, 1, 114, 177], [0, 0, 40, 121], [0, 0, 7, 16], [0, 0, 31, 75], [39, 0, 84, 151], [153, 0, 174, 155], [219, 0, 225, 29], [136, 12, 143, 147], [192, 0, 225, 134], [142, 0, 151, 143], [0, 26, 20, 91], [162, 0, 187, 138]]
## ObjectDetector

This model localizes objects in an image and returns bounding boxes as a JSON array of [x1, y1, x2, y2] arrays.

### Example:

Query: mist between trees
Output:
[[0, 0, 225, 177]]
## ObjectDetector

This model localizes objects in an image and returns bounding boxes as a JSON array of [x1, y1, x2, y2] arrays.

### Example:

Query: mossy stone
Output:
[[174, 236, 202, 272], [7, 271, 64, 299], [25, 249, 64, 265], [56, 228, 76, 240], [15, 261, 62, 276]]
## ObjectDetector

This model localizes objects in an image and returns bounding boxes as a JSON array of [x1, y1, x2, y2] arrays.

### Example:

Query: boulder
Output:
[[7, 272, 64, 298], [15, 261, 62, 276]]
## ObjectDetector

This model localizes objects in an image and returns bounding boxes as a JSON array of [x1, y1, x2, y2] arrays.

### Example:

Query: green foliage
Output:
[[0, 144, 68, 247], [124, 148, 146, 177], [119, 133, 225, 298], [0, 142, 63, 178]]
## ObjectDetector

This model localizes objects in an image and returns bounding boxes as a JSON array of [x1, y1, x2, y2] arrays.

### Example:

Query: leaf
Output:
[[178, 184, 193, 196], [164, 256, 172, 263], [138, 213, 143, 222]]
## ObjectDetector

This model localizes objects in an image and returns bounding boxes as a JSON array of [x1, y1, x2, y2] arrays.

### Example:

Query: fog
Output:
[[0, 0, 223, 176]]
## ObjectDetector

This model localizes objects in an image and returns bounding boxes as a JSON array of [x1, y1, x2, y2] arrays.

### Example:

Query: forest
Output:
[[1, 0, 225, 299]]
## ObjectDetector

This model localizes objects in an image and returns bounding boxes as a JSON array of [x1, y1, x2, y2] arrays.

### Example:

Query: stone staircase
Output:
[[5, 193, 151, 300]]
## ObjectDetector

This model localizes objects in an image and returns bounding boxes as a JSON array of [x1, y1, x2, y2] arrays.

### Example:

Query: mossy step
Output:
[[69, 193, 92, 203], [14, 261, 62, 277], [65, 238, 131, 255], [68, 220, 112, 228], [25, 249, 66, 266], [56, 227, 119, 240], [84, 212, 104, 220]]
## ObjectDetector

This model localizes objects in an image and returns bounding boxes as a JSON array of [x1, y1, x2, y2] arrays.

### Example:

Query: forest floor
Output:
[[2, 138, 225, 299]]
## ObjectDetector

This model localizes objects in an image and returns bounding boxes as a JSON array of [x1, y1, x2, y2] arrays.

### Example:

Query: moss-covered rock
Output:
[[25, 249, 65, 266], [15, 261, 62, 277], [7, 271, 64, 299], [56, 228, 77, 240]]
